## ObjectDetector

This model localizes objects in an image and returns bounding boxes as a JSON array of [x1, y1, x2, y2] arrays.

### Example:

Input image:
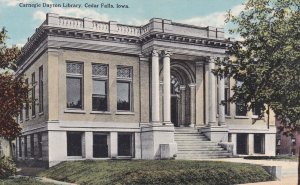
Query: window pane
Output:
[[118, 133, 133, 156], [32, 73, 35, 116], [24, 136, 27, 157], [254, 134, 265, 154], [117, 82, 130, 111], [67, 132, 82, 156], [66, 63, 83, 74], [92, 80, 107, 111], [225, 89, 230, 115], [93, 80, 106, 95], [67, 77, 82, 109], [30, 135, 34, 157], [93, 134, 108, 158], [236, 102, 247, 116], [39, 66, 43, 113]]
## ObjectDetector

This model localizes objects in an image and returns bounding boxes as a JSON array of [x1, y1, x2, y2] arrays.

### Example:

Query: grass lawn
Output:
[[39, 160, 275, 185], [0, 177, 53, 185]]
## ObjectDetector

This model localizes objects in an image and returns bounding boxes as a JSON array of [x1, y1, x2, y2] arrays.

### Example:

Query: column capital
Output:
[[139, 54, 149, 62], [152, 49, 159, 57], [162, 50, 172, 58], [208, 56, 217, 63]]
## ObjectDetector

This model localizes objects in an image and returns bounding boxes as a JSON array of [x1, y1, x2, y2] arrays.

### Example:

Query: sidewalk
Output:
[[204, 158, 298, 185]]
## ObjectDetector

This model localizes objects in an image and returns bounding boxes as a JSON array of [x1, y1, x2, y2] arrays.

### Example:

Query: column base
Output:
[[140, 124, 177, 159], [163, 121, 173, 126], [189, 124, 195, 128], [151, 121, 163, 126], [201, 125, 228, 142]]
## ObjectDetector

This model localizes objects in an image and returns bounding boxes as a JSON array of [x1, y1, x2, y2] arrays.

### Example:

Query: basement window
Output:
[[254, 134, 265, 154], [118, 133, 134, 157], [93, 133, 108, 158], [67, 132, 83, 157], [236, 133, 248, 155]]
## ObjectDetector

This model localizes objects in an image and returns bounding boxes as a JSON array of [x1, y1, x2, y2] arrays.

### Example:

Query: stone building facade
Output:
[[16, 13, 276, 167]]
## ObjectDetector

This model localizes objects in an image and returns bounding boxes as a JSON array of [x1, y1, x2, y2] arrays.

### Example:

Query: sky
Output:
[[0, 0, 246, 47]]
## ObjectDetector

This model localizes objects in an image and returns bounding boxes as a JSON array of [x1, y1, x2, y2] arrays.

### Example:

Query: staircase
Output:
[[175, 128, 232, 159]]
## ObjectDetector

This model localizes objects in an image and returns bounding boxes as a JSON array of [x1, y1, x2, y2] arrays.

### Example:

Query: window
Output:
[[31, 73, 36, 116], [224, 77, 230, 116], [236, 133, 248, 154], [18, 137, 22, 157], [66, 62, 83, 109], [30, 134, 34, 157], [38, 133, 42, 158], [25, 79, 29, 119], [24, 136, 27, 157], [117, 67, 132, 111], [92, 64, 108, 111], [67, 132, 83, 156], [39, 66, 43, 113], [20, 105, 23, 122], [235, 81, 247, 116], [118, 133, 134, 157], [254, 134, 265, 154], [216, 77, 219, 114], [236, 101, 247, 116], [93, 133, 108, 158], [252, 102, 263, 116], [291, 135, 296, 146]]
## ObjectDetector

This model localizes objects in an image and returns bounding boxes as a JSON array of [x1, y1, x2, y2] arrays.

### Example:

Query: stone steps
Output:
[[174, 128, 231, 159]]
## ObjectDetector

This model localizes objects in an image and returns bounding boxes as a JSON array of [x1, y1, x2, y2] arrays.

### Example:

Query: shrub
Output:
[[40, 160, 275, 185], [0, 156, 16, 179]]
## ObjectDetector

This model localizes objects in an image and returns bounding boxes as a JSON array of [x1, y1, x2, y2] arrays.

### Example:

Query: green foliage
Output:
[[244, 155, 298, 161], [214, 0, 300, 132], [39, 160, 274, 185], [0, 157, 16, 179], [0, 27, 29, 139], [0, 177, 53, 185]]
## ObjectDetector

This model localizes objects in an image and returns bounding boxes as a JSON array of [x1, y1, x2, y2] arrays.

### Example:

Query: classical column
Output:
[[218, 76, 226, 125], [189, 84, 196, 127], [180, 85, 186, 126], [151, 50, 160, 123], [162, 50, 171, 124], [195, 62, 204, 125], [208, 58, 217, 125]]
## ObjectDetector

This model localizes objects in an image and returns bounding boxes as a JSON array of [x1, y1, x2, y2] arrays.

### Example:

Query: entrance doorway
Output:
[[171, 96, 179, 127]]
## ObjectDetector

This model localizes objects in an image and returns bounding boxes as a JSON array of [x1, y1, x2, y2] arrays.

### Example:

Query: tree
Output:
[[0, 27, 28, 143], [214, 0, 300, 183], [216, 0, 300, 129]]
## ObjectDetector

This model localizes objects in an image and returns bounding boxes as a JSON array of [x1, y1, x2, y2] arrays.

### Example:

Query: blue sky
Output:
[[0, 0, 246, 46]]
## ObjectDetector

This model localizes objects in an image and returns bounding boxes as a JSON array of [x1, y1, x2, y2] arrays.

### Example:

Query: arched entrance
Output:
[[170, 62, 195, 127]]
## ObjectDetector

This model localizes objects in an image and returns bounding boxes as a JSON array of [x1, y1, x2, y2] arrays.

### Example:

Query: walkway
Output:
[[204, 158, 298, 185]]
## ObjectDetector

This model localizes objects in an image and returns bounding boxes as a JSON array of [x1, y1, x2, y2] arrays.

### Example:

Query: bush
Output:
[[244, 156, 298, 161], [40, 160, 275, 185], [0, 156, 16, 179]]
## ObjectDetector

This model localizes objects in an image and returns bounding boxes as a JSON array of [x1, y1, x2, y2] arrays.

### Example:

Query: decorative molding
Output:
[[16, 14, 232, 69]]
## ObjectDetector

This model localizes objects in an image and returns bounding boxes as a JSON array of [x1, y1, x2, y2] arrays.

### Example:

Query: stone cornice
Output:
[[16, 13, 232, 68]]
